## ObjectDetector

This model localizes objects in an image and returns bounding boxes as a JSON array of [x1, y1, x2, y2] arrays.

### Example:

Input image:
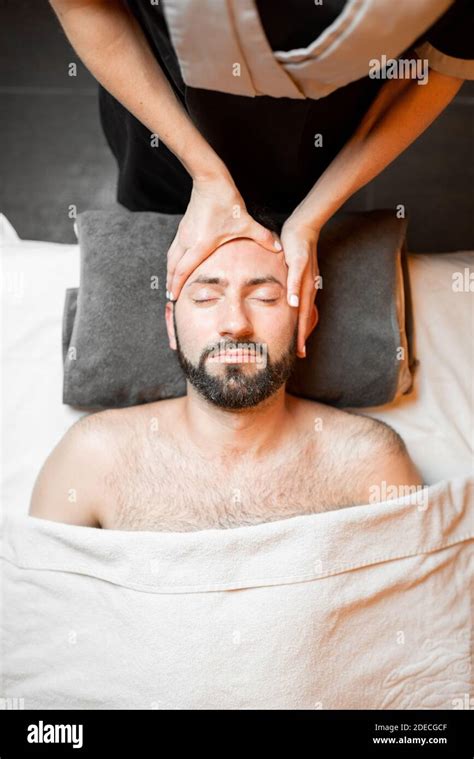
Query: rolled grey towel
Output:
[[62, 208, 414, 409]]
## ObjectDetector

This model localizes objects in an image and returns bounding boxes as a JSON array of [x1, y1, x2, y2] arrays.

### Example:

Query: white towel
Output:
[[1, 476, 473, 710]]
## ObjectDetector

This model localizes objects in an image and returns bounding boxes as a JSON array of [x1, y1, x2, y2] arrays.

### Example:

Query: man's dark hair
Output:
[[247, 205, 286, 236]]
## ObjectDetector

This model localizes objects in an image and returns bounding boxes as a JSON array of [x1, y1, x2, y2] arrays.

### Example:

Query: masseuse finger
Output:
[[167, 242, 211, 301], [297, 259, 318, 357], [297, 249, 319, 356], [285, 241, 310, 312], [165, 233, 185, 294], [246, 220, 282, 253]]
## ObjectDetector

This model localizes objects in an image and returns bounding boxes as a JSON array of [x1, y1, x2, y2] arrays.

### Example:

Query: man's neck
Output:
[[178, 384, 296, 462]]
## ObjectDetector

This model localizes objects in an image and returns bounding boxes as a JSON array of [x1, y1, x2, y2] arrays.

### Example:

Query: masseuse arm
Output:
[[48, 0, 281, 257], [282, 67, 464, 356]]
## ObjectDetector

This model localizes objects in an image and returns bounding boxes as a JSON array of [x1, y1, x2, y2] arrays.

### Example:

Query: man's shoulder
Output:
[[58, 408, 127, 458], [28, 400, 178, 527], [67, 399, 173, 439], [297, 398, 423, 497], [28, 409, 125, 527], [334, 409, 408, 456], [297, 397, 406, 454], [326, 408, 423, 498], [71, 407, 130, 436]]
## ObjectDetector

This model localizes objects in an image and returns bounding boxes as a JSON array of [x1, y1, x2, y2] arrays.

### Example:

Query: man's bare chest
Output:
[[103, 435, 341, 531]]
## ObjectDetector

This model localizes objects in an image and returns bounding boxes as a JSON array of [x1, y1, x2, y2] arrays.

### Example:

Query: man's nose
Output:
[[217, 299, 253, 340]]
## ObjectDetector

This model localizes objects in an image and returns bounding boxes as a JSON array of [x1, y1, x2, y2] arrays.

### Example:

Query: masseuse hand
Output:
[[280, 215, 320, 359], [166, 175, 282, 299]]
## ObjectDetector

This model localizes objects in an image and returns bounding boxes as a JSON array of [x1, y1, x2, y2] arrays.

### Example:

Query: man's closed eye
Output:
[[193, 297, 279, 304]]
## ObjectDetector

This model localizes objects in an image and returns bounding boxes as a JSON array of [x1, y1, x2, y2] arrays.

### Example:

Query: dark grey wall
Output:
[[1, 0, 473, 251]]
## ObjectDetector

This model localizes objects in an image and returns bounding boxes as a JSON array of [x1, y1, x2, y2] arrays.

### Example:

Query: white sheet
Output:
[[0, 212, 472, 515], [358, 251, 474, 484], [1, 477, 473, 709]]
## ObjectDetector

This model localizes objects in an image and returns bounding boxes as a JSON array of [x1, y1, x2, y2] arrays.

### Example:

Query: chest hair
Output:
[[103, 427, 355, 532]]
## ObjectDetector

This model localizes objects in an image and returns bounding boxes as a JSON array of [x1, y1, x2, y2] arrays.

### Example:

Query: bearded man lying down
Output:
[[30, 237, 422, 531]]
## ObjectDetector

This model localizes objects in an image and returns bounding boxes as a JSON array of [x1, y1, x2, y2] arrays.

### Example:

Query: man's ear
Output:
[[165, 302, 177, 350]]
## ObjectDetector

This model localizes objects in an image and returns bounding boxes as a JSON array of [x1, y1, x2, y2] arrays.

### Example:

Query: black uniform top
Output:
[[98, 0, 474, 216]]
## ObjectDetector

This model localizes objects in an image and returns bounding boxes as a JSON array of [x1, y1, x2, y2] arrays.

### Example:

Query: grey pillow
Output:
[[62, 208, 414, 409]]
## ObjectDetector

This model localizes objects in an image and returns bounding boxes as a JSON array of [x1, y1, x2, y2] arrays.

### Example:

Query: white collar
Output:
[[162, 0, 454, 99]]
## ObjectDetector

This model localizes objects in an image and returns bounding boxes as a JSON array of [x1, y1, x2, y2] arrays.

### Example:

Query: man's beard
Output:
[[173, 311, 298, 410]]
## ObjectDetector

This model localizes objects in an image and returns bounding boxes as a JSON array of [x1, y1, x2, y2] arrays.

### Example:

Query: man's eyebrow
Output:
[[185, 275, 284, 288]]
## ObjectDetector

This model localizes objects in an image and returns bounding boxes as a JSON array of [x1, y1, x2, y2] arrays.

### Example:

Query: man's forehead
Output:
[[184, 238, 287, 288], [185, 273, 284, 288]]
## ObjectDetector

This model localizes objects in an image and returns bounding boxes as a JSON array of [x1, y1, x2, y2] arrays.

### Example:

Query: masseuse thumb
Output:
[[250, 222, 282, 252]]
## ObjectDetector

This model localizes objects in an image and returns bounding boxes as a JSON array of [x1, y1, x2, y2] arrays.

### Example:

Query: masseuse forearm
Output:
[[292, 68, 464, 229], [49, 0, 229, 182]]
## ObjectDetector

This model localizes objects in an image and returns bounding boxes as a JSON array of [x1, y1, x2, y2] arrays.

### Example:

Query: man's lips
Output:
[[208, 350, 258, 363]]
